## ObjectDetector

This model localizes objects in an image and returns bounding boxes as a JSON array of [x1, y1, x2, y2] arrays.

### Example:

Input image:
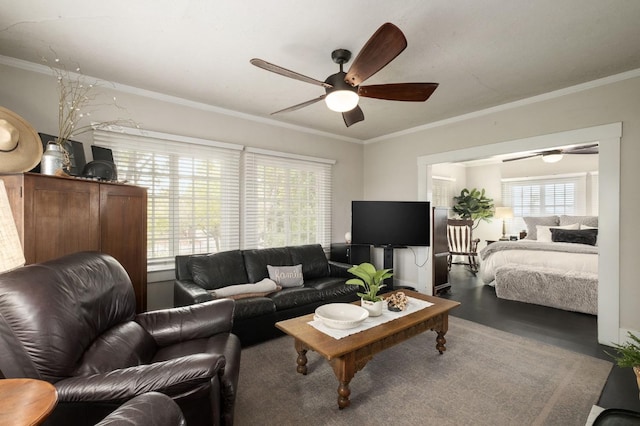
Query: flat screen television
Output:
[[351, 201, 431, 247]]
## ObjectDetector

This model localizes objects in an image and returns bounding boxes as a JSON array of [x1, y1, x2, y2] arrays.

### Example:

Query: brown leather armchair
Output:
[[95, 392, 186, 425], [0, 252, 241, 426]]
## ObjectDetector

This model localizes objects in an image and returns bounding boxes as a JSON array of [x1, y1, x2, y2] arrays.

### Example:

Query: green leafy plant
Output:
[[452, 188, 495, 228], [346, 262, 393, 302], [606, 332, 640, 368]]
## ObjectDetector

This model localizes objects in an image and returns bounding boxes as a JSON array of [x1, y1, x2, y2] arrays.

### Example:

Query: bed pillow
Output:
[[523, 216, 560, 240], [267, 264, 304, 287], [536, 223, 580, 242], [550, 228, 598, 246], [581, 225, 599, 245], [559, 215, 598, 227]]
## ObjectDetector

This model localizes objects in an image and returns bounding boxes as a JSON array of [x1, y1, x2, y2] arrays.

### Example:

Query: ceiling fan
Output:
[[250, 22, 439, 127], [502, 144, 599, 163]]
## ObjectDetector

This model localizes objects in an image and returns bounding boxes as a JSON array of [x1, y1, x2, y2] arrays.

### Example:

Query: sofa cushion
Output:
[[232, 297, 276, 320], [289, 244, 329, 279], [304, 277, 360, 300], [269, 287, 323, 310], [189, 250, 249, 290], [243, 247, 292, 283], [267, 264, 304, 287]]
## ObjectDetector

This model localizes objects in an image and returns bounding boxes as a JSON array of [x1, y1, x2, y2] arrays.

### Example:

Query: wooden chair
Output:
[[447, 219, 480, 274]]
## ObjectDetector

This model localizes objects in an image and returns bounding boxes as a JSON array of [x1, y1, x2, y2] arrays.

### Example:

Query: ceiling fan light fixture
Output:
[[325, 90, 359, 112], [542, 153, 563, 163]]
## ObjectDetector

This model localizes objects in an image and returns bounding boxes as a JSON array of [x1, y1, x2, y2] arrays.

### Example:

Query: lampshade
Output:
[[542, 153, 563, 163], [0, 180, 24, 273], [494, 206, 514, 219], [325, 90, 359, 112]]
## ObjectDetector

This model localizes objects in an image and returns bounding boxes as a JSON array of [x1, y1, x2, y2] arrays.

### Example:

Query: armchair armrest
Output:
[[55, 353, 225, 403], [95, 392, 185, 426], [328, 260, 353, 278], [136, 299, 235, 347], [174, 279, 214, 307]]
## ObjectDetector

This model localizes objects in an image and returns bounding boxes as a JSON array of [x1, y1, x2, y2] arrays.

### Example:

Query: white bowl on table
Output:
[[314, 303, 369, 329]]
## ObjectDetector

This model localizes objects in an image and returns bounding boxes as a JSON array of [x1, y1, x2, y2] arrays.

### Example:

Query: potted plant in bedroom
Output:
[[346, 262, 393, 317], [452, 187, 495, 229], [606, 332, 640, 398]]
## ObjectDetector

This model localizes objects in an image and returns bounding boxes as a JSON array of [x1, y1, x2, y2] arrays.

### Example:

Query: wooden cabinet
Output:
[[432, 207, 450, 294], [1, 173, 148, 312]]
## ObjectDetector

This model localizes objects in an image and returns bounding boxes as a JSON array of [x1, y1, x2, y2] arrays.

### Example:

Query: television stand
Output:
[[379, 245, 416, 292]]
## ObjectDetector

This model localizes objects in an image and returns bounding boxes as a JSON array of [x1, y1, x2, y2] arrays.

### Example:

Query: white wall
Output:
[[363, 74, 640, 340]]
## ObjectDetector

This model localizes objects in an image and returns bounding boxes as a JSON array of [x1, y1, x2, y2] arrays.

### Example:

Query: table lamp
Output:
[[494, 207, 514, 240], [0, 180, 25, 273]]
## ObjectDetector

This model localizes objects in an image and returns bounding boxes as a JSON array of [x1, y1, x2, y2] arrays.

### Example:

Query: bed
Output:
[[479, 240, 598, 285], [478, 215, 599, 314]]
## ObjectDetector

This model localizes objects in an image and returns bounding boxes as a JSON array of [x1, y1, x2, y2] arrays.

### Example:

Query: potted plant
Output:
[[607, 332, 640, 397], [452, 187, 495, 229], [346, 262, 393, 317]]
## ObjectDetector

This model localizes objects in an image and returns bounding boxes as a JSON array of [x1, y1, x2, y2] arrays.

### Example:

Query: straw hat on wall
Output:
[[0, 106, 43, 173]]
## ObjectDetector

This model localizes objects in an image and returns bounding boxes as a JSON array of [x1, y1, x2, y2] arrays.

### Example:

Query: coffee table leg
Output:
[[434, 314, 450, 354], [294, 340, 308, 375], [436, 330, 447, 354], [329, 353, 356, 409]]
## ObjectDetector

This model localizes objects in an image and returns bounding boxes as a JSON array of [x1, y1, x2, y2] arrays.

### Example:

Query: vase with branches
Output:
[[41, 55, 138, 173]]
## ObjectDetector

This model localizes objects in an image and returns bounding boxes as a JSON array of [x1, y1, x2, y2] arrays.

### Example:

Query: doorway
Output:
[[417, 122, 621, 345]]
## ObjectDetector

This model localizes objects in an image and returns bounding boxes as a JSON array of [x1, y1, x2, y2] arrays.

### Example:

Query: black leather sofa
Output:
[[174, 244, 360, 346], [0, 252, 240, 426]]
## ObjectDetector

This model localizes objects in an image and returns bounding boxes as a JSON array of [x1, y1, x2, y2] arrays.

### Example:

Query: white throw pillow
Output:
[[267, 264, 304, 287], [536, 223, 580, 242]]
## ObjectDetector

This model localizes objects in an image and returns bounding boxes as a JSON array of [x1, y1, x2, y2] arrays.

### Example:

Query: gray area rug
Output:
[[235, 317, 612, 426]]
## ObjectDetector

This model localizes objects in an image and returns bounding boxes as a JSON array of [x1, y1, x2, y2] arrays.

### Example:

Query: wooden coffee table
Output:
[[275, 290, 460, 409]]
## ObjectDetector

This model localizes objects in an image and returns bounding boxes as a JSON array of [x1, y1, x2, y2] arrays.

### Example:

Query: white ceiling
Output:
[[1, 0, 640, 142]]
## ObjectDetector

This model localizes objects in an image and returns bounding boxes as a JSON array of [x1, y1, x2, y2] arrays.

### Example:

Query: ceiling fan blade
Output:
[[344, 22, 407, 87], [270, 95, 326, 115], [342, 106, 364, 127], [358, 83, 439, 101], [502, 154, 540, 162], [564, 143, 599, 154], [250, 58, 331, 88]]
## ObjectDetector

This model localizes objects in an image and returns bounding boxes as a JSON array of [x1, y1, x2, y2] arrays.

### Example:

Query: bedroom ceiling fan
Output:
[[250, 22, 439, 127], [502, 144, 599, 163]]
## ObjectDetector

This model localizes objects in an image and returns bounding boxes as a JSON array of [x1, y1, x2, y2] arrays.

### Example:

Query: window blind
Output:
[[501, 173, 587, 234], [243, 149, 333, 250], [93, 128, 242, 268], [432, 176, 456, 208]]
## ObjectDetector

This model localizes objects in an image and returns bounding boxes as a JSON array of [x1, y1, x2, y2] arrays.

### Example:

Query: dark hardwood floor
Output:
[[440, 267, 640, 412]]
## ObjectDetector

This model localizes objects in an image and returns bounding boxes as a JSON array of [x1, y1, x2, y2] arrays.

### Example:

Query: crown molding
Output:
[[0, 55, 363, 145]]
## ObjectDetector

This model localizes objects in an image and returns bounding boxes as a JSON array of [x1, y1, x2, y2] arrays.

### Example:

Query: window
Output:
[[431, 176, 456, 207], [244, 148, 333, 250], [93, 127, 242, 269], [501, 173, 587, 233]]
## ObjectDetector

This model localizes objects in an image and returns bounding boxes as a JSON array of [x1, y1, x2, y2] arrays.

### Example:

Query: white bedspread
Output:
[[478, 241, 598, 284]]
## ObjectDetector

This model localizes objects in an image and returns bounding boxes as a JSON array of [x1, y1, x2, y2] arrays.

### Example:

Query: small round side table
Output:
[[0, 378, 58, 425]]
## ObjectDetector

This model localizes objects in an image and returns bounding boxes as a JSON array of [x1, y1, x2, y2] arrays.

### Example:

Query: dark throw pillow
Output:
[[550, 228, 598, 246]]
